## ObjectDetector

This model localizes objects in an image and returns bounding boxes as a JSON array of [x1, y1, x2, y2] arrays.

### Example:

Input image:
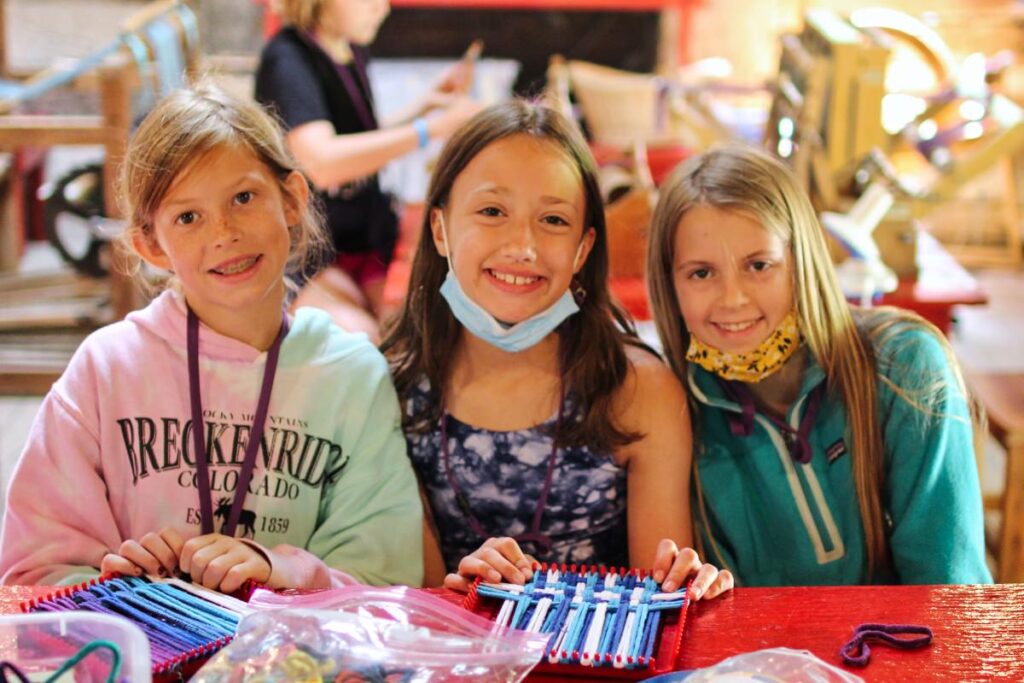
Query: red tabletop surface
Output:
[[433, 584, 1024, 682], [672, 584, 1024, 682], [6, 583, 1023, 681]]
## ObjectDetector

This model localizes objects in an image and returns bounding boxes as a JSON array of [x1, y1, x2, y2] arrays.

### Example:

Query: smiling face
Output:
[[672, 204, 793, 354], [134, 143, 306, 340], [430, 134, 595, 326], [318, 0, 390, 45]]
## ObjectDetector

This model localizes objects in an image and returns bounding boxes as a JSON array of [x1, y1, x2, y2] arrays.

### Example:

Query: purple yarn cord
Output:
[[840, 623, 933, 667]]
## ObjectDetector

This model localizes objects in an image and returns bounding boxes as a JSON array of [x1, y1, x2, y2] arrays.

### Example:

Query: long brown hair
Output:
[[646, 144, 978, 578], [381, 100, 642, 451]]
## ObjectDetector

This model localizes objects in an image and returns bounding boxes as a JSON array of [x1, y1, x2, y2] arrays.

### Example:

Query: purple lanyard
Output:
[[303, 31, 377, 132], [719, 379, 825, 464], [335, 46, 377, 131], [187, 307, 288, 536], [439, 383, 565, 556]]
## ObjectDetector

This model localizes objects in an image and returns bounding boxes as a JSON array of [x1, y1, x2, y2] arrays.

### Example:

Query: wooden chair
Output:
[[552, 57, 730, 152], [544, 56, 722, 296], [966, 370, 1024, 583]]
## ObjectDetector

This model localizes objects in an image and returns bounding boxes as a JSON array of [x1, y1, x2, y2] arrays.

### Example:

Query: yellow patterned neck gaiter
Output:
[[686, 312, 802, 383]]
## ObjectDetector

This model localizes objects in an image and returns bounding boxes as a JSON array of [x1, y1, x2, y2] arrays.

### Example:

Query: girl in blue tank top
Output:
[[382, 100, 732, 601]]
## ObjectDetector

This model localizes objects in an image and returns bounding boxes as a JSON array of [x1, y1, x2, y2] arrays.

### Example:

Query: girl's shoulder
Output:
[[288, 306, 390, 375], [616, 343, 688, 429], [259, 26, 315, 64], [623, 343, 684, 392], [854, 308, 953, 381]]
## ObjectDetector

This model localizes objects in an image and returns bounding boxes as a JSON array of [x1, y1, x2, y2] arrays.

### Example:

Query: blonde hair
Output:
[[119, 83, 326, 282], [275, 0, 324, 32], [646, 144, 977, 579]]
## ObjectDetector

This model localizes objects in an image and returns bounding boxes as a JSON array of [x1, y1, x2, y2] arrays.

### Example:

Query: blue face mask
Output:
[[437, 213, 583, 354]]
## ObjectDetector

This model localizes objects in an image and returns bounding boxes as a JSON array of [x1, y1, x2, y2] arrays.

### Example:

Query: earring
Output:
[[570, 277, 587, 307]]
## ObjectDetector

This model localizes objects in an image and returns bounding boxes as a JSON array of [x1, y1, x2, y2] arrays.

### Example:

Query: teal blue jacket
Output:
[[689, 324, 991, 586]]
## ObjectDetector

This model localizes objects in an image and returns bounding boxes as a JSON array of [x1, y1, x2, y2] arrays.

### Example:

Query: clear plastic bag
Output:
[[643, 648, 864, 682], [193, 585, 549, 682]]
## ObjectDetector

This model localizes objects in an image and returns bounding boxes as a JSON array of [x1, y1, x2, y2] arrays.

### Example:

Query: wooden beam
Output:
[[0, 117, 111, 147]]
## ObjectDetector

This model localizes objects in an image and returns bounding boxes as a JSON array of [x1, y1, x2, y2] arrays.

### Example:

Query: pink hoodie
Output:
[[0, 291, 422, 588]]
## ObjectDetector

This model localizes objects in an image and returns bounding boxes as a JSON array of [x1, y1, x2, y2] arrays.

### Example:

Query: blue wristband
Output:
[[413, 117, 430, 149]]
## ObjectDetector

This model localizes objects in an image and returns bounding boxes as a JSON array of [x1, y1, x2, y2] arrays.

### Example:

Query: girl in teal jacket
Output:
[[645, 145, 991, 586]]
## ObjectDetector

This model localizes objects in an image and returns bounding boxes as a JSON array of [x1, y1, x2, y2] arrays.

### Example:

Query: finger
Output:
[[455, 549, 523, 585], [702, 570, 734, 600], [651, 538, 679, 584], [476, 547, 528, 583], [219, 557, 269, 595], [454, 555, 502, 585], [430, 92, 459, 107], [179, 534, 221, 577], [662, 546, 701, 593], [116, 539, 162, 577], [688, 563, 719, 601], [101, 553, 143, 577], [484, 538, 532, 578], [521, 554, 538, 580], [182, 537, 227, 584], [137, 532, 178, 577], [443, 572, 474, 593], [195, 552, 234, 591], [159, 528, 186, 560]]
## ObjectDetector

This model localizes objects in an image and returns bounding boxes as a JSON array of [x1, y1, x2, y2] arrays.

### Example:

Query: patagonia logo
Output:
[[826, 438, 847, 464]]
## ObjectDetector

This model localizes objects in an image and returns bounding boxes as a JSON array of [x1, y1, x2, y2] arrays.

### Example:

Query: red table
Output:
[[876, 230, 988, 336], [423, 583, 1024, 681], [669, 584, 1024, 682], [6, 583, 1023, 681]]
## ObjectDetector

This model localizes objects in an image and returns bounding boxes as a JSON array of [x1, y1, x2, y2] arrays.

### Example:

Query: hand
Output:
[[179, 533, 271, 594], [433, 60, 474, 97], [429, 96, 484, 142], [101, 528, 185, 578], [433, 39, 482, 96], [650, 538, 734, 601], [443, 537, 537, 593]]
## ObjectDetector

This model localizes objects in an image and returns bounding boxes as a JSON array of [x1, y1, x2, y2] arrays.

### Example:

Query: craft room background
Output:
[[0, 0, 1022, 606]]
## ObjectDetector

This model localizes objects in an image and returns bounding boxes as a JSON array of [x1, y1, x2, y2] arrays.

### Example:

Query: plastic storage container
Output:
[[0, 611, 151, 682]]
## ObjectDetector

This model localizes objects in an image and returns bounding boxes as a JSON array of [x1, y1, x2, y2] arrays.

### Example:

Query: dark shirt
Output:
[[255, 27, 398, 260], [405, 379, 630, 572]]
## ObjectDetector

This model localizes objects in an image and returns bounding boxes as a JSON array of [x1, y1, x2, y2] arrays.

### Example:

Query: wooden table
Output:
[[4, 583, 1023, 680]]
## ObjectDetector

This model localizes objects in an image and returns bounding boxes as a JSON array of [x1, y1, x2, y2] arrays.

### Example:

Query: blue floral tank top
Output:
[[405, 380, 628, 572]]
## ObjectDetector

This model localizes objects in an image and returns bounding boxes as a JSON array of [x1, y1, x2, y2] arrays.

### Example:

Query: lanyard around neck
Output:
[[439, 383, 566, 556], [335, 46, 377, 131], [303, 31, 377, 131], [187, 307, 288, 536], [719, 378, 825, 464]]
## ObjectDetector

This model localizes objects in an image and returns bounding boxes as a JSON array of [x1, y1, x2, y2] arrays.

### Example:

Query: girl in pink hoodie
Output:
[[0, 85, 423, 591]]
